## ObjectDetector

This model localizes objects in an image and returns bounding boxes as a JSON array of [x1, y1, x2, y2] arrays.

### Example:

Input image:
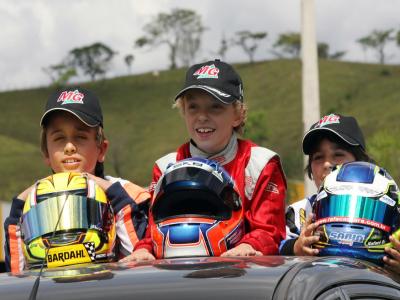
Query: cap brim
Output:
[[302, 128, 360, 155], [174, 85, 235, 104], [40, 108, 101, 127]]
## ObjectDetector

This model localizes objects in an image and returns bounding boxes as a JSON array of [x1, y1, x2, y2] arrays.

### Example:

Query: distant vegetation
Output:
[[1, 59, 400, 201]]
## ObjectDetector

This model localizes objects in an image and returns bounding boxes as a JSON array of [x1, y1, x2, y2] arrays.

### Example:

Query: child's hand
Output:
[[293, 213, 320, 256], [84, 173, 112, 191], [383, 235, 400, 274], [120, 248, 155, 263], [220, 243, 262, 257]]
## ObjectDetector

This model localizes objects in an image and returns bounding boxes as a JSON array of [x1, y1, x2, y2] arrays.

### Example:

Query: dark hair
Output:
[[305, 132, 375, 179]]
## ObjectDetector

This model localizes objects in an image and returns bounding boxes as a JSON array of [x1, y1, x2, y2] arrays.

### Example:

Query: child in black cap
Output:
[[122, 59, 287, 262], [280, 113, 400, 273], [4, 87, 149, 273]]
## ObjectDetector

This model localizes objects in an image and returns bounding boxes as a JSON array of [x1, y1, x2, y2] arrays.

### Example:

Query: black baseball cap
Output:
[[40, 87, 103, 127], [302, 113, 366, 155], [174, 59, 244, 104]]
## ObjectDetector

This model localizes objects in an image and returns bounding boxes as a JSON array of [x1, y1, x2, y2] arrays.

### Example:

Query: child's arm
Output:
[[235, 157, 286, 255], [383, 234, 400, 274], [4, 186, 33, 273], [88, 175, 149, 258]]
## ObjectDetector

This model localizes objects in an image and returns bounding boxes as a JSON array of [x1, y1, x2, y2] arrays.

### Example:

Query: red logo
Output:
[[193, 64, 219, 79], [57, 90, 84, 104]]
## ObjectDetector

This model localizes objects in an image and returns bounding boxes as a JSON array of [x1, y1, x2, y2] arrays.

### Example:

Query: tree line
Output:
[[43, 8, 400, 86]]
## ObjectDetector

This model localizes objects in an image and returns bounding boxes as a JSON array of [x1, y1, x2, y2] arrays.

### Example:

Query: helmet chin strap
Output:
[[28, 193, 71, 300]]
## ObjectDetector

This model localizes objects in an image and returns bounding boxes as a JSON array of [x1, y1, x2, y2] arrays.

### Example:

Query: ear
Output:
[[98, 139, 109, 163], [232, 105, 244, 127], [43, 152, 52, 167]]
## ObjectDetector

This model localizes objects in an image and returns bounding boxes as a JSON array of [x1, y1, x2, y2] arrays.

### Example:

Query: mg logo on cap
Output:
[[57, 90, 84, 105], [315, 113, 340, 128], [193, 64, 219, 79]]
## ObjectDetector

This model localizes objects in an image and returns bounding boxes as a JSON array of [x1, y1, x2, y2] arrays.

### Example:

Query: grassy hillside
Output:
[[0, 59, 399, 201]]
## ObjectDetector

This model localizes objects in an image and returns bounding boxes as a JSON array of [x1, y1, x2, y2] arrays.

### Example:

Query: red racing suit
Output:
[[136, 134, 287, 255], [4, 176, 150, 273]]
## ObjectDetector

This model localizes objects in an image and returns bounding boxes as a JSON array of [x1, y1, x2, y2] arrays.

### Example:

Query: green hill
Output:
[[1, 59, 399, 201]]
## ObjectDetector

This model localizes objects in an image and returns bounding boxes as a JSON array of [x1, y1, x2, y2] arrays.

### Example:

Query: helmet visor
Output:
[[21, 194, 111, 243], [314, 194, 397, 232]]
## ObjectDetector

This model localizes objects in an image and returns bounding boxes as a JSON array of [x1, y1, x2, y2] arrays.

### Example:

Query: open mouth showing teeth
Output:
[[196, 128, 214, 133], [63, 159, 79, 163]]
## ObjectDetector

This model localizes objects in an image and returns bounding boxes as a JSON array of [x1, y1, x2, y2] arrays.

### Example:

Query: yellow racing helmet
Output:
[[21, 172, 116, 269]]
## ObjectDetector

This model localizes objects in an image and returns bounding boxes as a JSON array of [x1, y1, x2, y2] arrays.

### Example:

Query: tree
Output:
[[67, 42, 117, 81], [124, 54, 134, 74], [233, 31, 267, 63], [317, 42, 346, 60], [135, 8, 205, 69], [42, 63, 76, 87], [357, 29, 394, 64], [244, 111, 269, 146], [273, 32, 301, 58], [216, 34, 229, 61]]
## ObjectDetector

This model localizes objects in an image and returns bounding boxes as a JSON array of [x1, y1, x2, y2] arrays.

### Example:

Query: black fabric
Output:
[[279, 238, 297, 256], [302, 114, 365, 154], [174, 59, 244, 104], [40, 86, 103, 127]]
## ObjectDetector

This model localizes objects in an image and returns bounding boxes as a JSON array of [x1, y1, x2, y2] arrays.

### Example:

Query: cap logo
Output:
[[57, 90, 84, 105], [315, 114, 340, 128], [193, 64, 219, 79]]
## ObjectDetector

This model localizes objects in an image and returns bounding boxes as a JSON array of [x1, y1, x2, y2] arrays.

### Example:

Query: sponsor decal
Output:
[[329, 231, 365, 246], [316, 216, 390, 232], [57, 90, 84, 105], [266, 182, 279, 194], [366, 240, 385, 246], [315, 114, 340, 128], [47, 243, 94, 268], [379, 194, 396, 207], [193, 64, 219, 79]]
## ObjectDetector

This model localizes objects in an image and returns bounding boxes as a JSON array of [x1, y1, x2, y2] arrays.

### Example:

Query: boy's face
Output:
[[311, 138, 356, 188], [182, 90, 243, 154], [44, 111, 108, 174]]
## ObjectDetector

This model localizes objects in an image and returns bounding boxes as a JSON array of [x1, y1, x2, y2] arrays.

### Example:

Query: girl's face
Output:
[[311, 138, 356, 188], [182, 90, 243, 154], [44, 112, 108, 174]]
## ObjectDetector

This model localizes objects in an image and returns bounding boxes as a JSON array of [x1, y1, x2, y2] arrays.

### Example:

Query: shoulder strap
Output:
[[244, 146, 277, 199]]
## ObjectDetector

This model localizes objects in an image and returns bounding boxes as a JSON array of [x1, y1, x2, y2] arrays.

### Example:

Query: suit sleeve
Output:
[[132, 164, 163, 254], [238, 157, 287, 255], [4, 197, 25, 273], [107, 182, 149, 258]]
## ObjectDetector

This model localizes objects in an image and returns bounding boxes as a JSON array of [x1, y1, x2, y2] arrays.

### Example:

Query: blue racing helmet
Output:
[[150, 158, 244, 258], [313, 161, 400, 265]]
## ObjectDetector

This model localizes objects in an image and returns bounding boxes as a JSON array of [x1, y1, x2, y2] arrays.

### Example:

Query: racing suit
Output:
[[136, 133, 287, 255], [4, 176, 150, 273], [279, 194, 317, 255]]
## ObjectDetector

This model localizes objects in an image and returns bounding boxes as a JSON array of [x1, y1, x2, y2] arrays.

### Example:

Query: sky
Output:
[[0, 0, 399, 91]]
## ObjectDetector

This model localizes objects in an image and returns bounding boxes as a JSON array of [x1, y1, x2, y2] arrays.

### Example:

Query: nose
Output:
[[197, 111, 208, 122], [64, 141, 77, 155], [323, 160, 334, 171]]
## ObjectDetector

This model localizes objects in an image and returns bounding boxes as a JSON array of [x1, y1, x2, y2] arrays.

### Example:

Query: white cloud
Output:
[[0, 0, 399, 91]]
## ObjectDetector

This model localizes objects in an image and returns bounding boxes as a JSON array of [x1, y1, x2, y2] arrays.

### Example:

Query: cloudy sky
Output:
[[0, 0, 399, 91]]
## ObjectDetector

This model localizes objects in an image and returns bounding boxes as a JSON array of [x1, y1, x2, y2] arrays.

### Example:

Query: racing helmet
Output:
[[313, 161, 400, 265], [21, 172, 116, 269], [150, 158, 244, 259]]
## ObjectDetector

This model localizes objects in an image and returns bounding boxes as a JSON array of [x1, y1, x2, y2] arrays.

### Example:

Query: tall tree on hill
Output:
[[233, 31, 267, 63], [67, 42, 117, 81], [357, 29, 394, 64], [42, 63, 76, 87], [135, 8, 205, 69], [273, 32, 301, 58], [124, 54, 134, 74]]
